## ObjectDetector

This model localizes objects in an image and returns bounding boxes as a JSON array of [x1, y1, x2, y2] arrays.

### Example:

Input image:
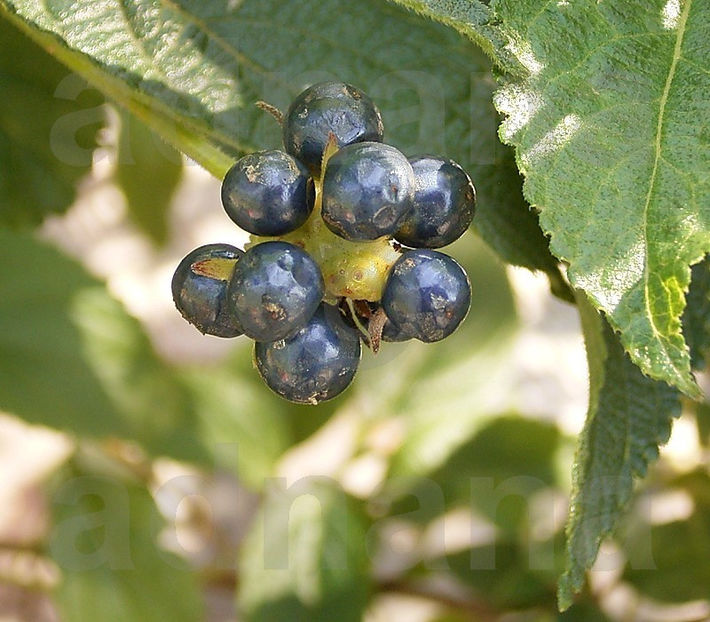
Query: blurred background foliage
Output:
[[1, 9, 709, 622]]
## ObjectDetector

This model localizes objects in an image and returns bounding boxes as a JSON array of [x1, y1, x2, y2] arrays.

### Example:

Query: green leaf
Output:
[[115, 111, 182, 245], [683, 255, 710, 369], [0, 229, 209, 463], [446, 541, 556, 610], [0, 16, 103, 227], [0, 229, 296, 478], [558, 600, 613, 622], [694, 400, 710, 446], [622, 470, 710, 603], [558, 294, 681, 610], [0, 0, 558, 276], [49, 467, 203, 622], [382, 0, 519, 73], [238, 479, 370, 621], [493, 0, 710, 396], [386, 415, 562, 528], [473, 148, 567, 282], [179, 351, 295, 489]]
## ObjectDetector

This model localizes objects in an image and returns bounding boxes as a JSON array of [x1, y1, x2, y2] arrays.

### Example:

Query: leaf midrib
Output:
[[641, 0, 693, 368]]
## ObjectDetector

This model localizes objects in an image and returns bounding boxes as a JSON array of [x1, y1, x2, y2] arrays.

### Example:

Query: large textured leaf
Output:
[[493, 0, 710, 396], [0, 0, 559, 275], [0, 17, 103, 227], [49, 468, 203, 622], [238, 479, 370, 621], [559, 294, 681, 609]]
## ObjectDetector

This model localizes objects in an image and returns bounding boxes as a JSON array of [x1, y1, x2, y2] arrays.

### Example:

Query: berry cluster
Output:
[[172, 82, 475, 404]]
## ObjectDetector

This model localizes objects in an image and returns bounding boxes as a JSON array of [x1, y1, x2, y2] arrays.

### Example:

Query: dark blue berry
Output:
[[254, 303, 361, 404], [381, 318, 413, 343], [382, 249, 471, 343], [395, 156, 476, 248], [228, 241, 324, 342], [221, 150, 313, 236], [321, 142, 415, 241], [283, 82, 384, 175], [171, 244, 244, 338]]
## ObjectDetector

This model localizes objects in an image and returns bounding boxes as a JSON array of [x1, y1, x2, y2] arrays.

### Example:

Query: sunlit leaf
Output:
[[493, 0, 710, 396]]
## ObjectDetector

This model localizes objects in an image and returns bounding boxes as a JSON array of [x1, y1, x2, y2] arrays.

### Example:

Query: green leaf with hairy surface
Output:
[[683, 255, 710, 369], [558, 294, 681, 610], [115, 111, 182, 245], [0, 0, 559, 276], [50, 468, 203, 622], [493, 0, 710, 396], [0, 17, 103, 227], [238, 479, 370, 621]]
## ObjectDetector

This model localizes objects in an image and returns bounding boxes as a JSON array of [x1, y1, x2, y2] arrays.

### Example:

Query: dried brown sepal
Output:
[[368, 307, 387, 354], [353, 299, 374, 319]]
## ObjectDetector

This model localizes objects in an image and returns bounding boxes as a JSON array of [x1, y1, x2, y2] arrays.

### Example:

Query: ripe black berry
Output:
[[227, 241, 324, 342], [395, 156, 476, 248], [382, 249, 471, 343], [171, 244, 243, 338], [221, 150, 313, 236], [381, 318, 413, 343], [321, 142, 415, 241], [254, 303, 361, 404], [283, 81, 384, 175]]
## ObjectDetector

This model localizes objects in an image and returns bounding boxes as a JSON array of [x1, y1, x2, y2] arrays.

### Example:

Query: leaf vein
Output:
[[640, 0, 693, 376], [156, 0, 292, 92]]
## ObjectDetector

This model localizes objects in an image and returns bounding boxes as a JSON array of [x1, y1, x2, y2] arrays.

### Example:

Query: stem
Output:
[[255, 100, 284, 125], [378, 578, 500, 621], [345, 298, 372, 346]]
